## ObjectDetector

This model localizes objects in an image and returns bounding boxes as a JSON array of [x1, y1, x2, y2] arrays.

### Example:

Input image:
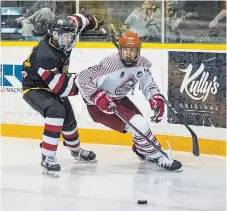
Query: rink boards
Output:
[[0, 44, 226, 156]]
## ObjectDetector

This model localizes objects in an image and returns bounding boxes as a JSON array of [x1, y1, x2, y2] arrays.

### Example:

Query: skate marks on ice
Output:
[[1, 137, 226, 211]]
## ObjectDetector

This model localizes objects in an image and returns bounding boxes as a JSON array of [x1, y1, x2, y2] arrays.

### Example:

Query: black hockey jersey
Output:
[[21, 34, 78, 96], [21, 13, 89, 96]]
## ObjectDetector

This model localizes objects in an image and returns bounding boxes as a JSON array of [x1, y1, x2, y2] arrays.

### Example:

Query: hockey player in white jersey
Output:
[[76, 32, 182, 171]]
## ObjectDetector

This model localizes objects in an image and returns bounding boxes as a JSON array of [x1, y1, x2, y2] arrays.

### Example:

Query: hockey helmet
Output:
[[119, 32, 142, 67], [48, 17, 78, 52]]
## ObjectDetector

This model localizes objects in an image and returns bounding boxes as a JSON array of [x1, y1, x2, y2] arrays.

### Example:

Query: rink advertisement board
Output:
[[1, 46, 226, 149], [168, 51, 226, 128], [0, 64, 23, 93]]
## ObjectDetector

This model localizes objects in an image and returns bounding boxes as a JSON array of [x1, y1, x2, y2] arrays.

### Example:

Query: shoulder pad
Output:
[[101, 54, 124, 70], [137, 56, 152, 68], [35, 41, 62, 70]]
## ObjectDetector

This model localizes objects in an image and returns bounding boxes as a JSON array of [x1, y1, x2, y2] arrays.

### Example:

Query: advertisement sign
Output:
[[168, 51, 226, 128], [0, 64, 22, 92]]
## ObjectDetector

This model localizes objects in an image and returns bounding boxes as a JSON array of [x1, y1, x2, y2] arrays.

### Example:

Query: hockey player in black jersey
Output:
[[22, 13, 104, 177]]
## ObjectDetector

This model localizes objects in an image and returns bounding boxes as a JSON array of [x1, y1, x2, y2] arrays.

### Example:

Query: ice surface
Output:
[[1, 137, 226, 211]]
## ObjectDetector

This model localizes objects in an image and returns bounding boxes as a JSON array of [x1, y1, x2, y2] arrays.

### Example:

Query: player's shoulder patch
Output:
[[137, 56, 152, 68]]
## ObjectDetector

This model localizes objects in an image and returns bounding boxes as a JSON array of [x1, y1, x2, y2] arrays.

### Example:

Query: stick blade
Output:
[[192, 132, 200, 156]]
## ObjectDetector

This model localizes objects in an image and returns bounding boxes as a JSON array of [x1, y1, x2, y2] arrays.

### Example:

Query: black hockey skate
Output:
[[63, 141, 97, 162], [41, 154, 61, 178], [132, 144, 182, 172], [154, 154, 182, 172], [71, 149, 97, 162]]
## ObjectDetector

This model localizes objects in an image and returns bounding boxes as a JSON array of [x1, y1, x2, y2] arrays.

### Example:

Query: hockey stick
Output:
[[159, 94, 200, 157], [100, 28, 119, 49], [110, 107, 169, 159]]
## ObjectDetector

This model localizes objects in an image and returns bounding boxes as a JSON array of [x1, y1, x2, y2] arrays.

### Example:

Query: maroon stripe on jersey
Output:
[[38, 69, 78, 97], [45, 124, 62, 132], [42, 142, 58, 151], [134, 130, 152, 140], [134, 145, 149, 152], [137, 142, 159, 149], [69, 83, 76, 96], [41, 71, 52, 81], [135, 144, 160, 154], [135, 132, 152, 140], [135, 140, 161, 150], [134, 136, 152, 143], [135, 142, 151, 148], [134, 136, 158, 146], [65, 142, 80, 148], [62, 130, 79, 139], [52, 74, 66, 93]]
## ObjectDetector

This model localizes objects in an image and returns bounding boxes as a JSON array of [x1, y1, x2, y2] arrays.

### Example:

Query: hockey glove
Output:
[[92, 90, 116, 114], [149, 94, 164, 123], [86, 14, 104, 31]]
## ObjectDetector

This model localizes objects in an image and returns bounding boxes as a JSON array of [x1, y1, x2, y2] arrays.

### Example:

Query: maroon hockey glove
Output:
[[68, 15, 80, 28], [149, 94, 164, 123], [92, 90, 116, 114]]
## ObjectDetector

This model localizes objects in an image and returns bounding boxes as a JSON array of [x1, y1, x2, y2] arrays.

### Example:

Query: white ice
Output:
[[1, 137, 226, 211]]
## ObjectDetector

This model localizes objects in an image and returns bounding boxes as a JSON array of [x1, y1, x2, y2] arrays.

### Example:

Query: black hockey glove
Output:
[[86, 14, 104, 31]]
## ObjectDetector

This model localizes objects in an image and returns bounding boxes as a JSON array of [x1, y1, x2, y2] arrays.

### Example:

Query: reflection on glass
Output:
[[1, 0, 226, 44], [124, 0, 162, 42], [1, 0, 76, 41], [79, 0, 162, 43], [165, 0, 226, 43], [79, 1, 108, 42]]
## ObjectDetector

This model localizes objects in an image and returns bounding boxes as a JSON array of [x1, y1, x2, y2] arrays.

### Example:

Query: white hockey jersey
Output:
[[76, 53, 160, 104]]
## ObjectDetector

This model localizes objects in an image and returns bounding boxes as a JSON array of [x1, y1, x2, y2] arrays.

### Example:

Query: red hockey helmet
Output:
[[119, 31, 142, 48]]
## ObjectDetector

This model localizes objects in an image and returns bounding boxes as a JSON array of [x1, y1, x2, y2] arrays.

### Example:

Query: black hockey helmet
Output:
[[47, 17, 78, 52]]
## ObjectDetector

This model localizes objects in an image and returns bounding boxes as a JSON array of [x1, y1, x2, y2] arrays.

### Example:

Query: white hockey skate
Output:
[[41, 155, 61, 178]]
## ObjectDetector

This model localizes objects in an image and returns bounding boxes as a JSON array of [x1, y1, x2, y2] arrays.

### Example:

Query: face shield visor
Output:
[[52, 27, 77, 52]]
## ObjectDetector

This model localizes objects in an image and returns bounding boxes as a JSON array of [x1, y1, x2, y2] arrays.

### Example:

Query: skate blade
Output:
[[156, 166, 184, 173], [73, 157, 98, 163], [42, 168, 59, 178]]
